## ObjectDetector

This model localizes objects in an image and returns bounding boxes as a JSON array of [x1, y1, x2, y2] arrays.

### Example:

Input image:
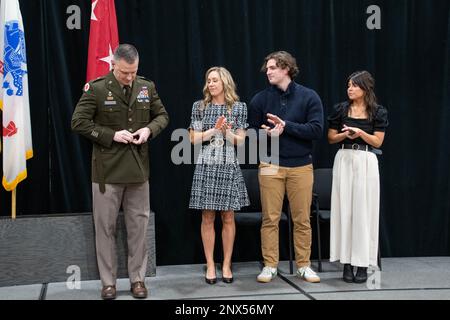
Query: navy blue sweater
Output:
[[248, 81, 324, 167]]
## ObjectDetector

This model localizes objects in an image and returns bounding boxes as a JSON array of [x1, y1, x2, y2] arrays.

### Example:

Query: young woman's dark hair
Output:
[[347, 71, 378, 121]]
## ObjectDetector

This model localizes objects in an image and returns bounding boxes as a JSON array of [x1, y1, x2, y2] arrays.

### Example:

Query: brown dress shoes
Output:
[[130, 281, 148, 298], [101, 285, 116, 300]]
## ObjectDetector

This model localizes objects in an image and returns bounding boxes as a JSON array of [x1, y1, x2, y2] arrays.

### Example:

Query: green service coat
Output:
[[71, 72, 169, 191]]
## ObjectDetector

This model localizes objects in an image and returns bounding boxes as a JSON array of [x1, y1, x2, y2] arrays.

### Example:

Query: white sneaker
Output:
[[257, 266, 277, 283], [297, 266, 320, 283]]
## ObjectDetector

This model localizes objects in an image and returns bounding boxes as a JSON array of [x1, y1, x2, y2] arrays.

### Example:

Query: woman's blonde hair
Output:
[[202, 67, 239, 111]]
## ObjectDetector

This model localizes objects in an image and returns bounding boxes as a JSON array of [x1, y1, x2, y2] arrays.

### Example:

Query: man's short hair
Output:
[[261, 51, 299, 79], [113, 44, 139, 64]]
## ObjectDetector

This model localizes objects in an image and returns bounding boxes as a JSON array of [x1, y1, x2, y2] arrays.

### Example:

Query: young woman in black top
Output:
[[327, 71, 388, 283]]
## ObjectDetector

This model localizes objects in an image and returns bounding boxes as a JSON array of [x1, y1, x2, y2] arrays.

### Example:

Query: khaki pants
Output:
[[92, 182, 150, 286], [259, 163, 313, 268]]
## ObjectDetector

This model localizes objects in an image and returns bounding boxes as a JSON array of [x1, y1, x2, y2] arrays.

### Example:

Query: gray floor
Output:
[[1, 257, 450, 300]]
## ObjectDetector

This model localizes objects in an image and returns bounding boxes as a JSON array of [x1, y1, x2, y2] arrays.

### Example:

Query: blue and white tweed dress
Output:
[[189, 101, 250, 211]]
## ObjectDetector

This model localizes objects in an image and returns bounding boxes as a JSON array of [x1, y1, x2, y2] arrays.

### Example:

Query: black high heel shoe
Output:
[[222, 276, 233, 284], [204, 265, 217, 285], [205, 277, 217, 285], [222, 263, 233, 284]]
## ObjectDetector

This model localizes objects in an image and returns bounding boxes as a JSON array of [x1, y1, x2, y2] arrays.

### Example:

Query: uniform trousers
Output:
[[92, 182, 150, 286]]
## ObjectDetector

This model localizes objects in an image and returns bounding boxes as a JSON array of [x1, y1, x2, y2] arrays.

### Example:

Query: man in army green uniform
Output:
[[71, 44, 169, 300]]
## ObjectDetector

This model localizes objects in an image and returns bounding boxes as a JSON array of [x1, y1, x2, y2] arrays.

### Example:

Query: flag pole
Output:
[[12, 188, 16, 220]]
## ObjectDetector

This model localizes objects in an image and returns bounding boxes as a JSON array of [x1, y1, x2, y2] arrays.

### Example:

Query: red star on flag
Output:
[[86, 0, 119, 82]]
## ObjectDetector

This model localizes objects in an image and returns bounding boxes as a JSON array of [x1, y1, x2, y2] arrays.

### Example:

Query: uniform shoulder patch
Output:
[[84, 76, 106, 92]]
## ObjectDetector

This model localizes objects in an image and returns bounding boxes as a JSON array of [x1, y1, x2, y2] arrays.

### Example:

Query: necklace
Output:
[[350, 104, 367, 119]]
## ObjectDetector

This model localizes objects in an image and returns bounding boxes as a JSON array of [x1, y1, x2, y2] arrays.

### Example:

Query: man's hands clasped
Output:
[[113, 127, 152, 145]]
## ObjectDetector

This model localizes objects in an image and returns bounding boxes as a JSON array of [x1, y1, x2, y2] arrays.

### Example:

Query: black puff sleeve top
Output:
[[327, 101, 389, 146]]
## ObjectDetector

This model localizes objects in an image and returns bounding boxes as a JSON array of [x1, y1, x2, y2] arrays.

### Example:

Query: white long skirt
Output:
[[329, 149, 380, 267]]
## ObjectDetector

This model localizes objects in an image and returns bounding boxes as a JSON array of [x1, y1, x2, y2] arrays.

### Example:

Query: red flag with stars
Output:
[[86, 0, 119, 82]]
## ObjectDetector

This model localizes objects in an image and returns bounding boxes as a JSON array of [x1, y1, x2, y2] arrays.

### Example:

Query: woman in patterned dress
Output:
[[189, 67, 250, 284]]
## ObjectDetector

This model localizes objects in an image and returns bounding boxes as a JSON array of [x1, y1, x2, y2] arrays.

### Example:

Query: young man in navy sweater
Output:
[[248, 51, 323, 283]]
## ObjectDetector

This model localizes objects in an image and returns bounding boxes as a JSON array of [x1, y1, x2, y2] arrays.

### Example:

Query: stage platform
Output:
[[1, 257, 449, 300]]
